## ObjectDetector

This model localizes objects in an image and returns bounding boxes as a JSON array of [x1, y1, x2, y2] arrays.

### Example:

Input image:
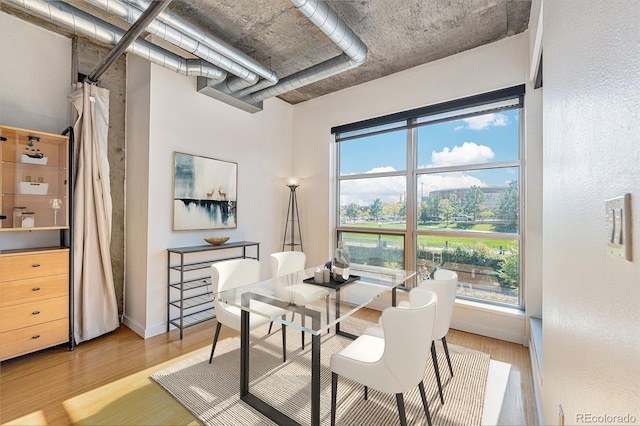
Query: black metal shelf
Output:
[[169, 307, 215, 329], [169, 276, 211, 290], [167, 241, 260, 339], [169, 293, 213, 309]]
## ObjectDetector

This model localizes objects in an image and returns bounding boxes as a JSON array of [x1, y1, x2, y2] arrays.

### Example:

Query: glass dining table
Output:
[[215, 265, 416, 426]]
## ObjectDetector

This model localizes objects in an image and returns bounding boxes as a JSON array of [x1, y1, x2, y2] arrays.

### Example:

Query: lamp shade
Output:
[[283, 177, 303, 187]]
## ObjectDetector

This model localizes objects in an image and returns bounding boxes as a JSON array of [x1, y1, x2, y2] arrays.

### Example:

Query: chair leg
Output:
[[281, 315, 287, 362], [364, 385, 368, 400], [331, 372, 338, 426], [325, 295, 330, 334], [431, 340, 445, 404], [418, 380, 433, 426], [208, 322, 222, 364], [395, 393, 408, 426], [442, 336, 454, 377]]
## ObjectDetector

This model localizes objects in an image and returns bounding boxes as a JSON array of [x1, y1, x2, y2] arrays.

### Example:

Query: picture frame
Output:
[[173, 152, 238, 231]]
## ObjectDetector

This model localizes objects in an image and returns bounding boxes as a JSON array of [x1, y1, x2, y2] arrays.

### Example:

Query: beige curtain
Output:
[[68, 82, 119, 344]]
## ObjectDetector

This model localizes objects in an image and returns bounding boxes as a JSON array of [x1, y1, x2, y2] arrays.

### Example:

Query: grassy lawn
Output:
[[341, 223, 517, 251]]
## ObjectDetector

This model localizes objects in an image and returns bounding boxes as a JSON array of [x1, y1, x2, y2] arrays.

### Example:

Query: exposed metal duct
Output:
[[87, 0, 171, 83], [2, 0, 227, 82], [2, 0, 368, 113], [84, 0, 262, 89], [125, 0, 279, 89], [242, 0, 368, 103]]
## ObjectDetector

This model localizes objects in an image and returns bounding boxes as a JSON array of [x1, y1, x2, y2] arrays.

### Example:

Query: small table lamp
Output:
[[48, 198, 63, 226]]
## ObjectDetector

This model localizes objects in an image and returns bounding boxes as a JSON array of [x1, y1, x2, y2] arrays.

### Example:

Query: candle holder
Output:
[[48, 198, 63, 226]]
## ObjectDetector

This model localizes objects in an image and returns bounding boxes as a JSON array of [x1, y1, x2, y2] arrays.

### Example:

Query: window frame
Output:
[[333, 86, 525, 309]]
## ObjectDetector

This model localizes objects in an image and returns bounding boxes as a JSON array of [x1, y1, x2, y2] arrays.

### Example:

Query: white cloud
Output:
[[429, 142, 494, 167], [339, 176, 405, 206], [367, 166, 397, 173], [341, 166, 397, 176], [419, 173, 486, 194], [462, 113, 508, 130]]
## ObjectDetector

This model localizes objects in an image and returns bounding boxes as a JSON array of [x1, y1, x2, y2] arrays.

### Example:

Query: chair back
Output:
[[212, 258, 261, 326], [420, 269, 457, 340], [270, 251, 306, 278], [379, 287, 437, 393]]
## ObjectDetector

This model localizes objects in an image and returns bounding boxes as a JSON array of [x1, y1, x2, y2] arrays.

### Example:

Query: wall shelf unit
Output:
[[0, 125, 74, 361], [167, 241, 259, 339]]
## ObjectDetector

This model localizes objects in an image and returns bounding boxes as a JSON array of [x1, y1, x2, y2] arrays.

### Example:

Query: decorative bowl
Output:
[[204, 237, 229, 246]]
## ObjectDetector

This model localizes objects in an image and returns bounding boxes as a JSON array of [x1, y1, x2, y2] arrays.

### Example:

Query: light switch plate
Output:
[[605, 193, 632, 261]]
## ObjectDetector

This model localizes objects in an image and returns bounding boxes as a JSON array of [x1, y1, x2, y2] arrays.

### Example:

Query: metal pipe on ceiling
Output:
[[2, 0, 367, 112], [87, 0, 171, 83], [2, 0, 227, 82], [84, 0, 260, 88], [124, 0, 279, 89], [245, 0, 368, 102]]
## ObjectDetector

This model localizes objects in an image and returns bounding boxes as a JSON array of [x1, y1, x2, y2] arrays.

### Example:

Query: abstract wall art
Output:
[[173, 152, 238, 230]]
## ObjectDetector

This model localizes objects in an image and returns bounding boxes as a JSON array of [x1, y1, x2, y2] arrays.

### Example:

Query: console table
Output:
[[167, 241, 260, 339]]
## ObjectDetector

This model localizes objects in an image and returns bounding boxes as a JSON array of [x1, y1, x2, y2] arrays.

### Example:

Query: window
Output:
[[333, 86, 524, 308]]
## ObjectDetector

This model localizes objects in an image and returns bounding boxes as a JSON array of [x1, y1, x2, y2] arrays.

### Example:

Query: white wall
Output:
[[0, 12, 71, 132], [542, 1, 640, 424], [292, 33, 540, 344], [0, 11, 71, 250], [124, 59, 294, 337]]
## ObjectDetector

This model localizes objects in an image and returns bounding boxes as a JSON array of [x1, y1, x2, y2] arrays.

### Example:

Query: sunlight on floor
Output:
[[481, 360, 512, 425], [3, 410, 48, 425]]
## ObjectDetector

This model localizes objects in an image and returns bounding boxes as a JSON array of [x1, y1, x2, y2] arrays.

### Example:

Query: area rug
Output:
[[151, 318, 490, 425]]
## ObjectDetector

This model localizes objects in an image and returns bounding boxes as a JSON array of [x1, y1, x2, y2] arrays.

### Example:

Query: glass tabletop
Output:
[[216, 265, 416, 336]]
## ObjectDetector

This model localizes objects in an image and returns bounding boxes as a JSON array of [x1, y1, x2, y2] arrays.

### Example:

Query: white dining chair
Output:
[[418, 268, 457, 404], [209, 258, 288, 364], [270, 251, 331, 349], [363, 268, 457, 404], [330, 287, 437, 426]]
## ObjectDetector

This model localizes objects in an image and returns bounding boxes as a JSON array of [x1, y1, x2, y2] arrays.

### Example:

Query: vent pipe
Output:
[[87, 0, 171, 83], [3, 0, 367, 113], [3, 0, 226, 82], [85, 0, 264, 89], [244, 0, 368, 103], [124, 0, 278, 89]]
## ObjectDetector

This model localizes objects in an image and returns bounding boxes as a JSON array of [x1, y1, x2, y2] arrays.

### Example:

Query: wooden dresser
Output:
[[0, 248, 70, 361]]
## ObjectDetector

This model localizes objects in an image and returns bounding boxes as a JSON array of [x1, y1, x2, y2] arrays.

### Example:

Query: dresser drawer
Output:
[[0, 296, 68, 333], [0, 318, 69, 361], [0, 274, 68, 307], [0, 250, 69, 282]]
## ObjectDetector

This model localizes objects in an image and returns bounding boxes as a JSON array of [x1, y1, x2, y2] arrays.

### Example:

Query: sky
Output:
[[339, 109, 520, 205]]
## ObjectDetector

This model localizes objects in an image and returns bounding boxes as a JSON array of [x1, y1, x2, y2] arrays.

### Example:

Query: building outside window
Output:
[[333, 86, 524, 308]]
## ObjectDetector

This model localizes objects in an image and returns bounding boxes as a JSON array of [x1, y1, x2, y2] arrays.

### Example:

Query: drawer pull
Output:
[[32, 263, 41, 268], [32, 335, 40, 340], [32, 287, 41, 292], [32, 311, 41, 315]]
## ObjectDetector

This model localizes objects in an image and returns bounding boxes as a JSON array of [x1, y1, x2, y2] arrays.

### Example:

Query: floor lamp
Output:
[[282, 177, 303, 252]]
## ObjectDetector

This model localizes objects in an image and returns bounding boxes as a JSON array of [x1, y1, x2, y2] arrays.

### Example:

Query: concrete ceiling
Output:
[[166, 0, 532, 104], [3, 0, 531, 105]]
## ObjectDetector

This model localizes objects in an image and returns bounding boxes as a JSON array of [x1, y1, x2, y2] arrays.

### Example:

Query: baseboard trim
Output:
[[450, 317, 525, 344], [121, 315, 166, 339], [529, 340, 544, 425]]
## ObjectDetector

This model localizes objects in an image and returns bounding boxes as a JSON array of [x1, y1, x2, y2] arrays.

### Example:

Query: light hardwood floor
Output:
[[0, 309, 537, 425]]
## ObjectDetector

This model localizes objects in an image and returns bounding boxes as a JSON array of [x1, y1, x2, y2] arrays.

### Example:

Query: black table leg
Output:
[[240, 309, 249, 396]]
